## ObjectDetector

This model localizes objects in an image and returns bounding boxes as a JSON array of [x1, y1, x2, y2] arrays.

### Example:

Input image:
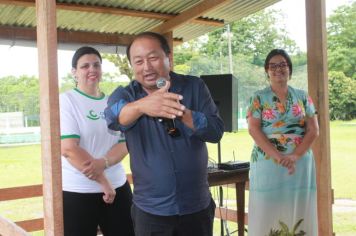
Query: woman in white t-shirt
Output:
[[60, 46, 134, 236]]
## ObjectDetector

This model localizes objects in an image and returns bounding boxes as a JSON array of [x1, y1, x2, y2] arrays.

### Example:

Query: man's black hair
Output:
[[126, 32, 171, 63]]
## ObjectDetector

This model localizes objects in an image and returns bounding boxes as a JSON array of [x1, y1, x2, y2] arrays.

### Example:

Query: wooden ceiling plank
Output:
[[151, 0, 230, 34], [0, 0, 223, 27]]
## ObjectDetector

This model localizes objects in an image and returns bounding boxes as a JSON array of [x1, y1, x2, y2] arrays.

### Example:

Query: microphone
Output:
[[156, 78, 181, 137], [156, 77, 167, 90]]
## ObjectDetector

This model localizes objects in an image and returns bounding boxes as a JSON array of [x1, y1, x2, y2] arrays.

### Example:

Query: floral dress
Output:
[[247, 86, 318, 236]]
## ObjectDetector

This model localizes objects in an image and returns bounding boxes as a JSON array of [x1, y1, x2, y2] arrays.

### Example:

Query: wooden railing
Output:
[[0, 184, 44, 233], [0, 215, 30, 236], [0, 173, 248, 234], [0, 174, 134, 234]]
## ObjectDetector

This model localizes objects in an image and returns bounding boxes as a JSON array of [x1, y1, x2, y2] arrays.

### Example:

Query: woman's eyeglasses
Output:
[[268, 62, 289, 71]]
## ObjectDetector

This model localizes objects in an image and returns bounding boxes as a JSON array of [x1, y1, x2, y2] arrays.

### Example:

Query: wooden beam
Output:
[[0, 0, 34, 7], [0, 185, 42, 201], [0, 25, 183, 46], [305, 0, 333, 235], [0, 174, 134, 203], [0, 0, 224, 27], [15, 218, 44, 233], [151, 0, 230, 34], [0, 25, 133, 45], [208, 169, 249, 187], [236, 182, 245, 236], [214, 207, 248, 224], [173, 40, 182, 47], [163, 31, 174, 68], [57, 30, 133, 46], [0, 216, 30, 236], [0, 26, 36, 41], [36, 0, 64, 235]]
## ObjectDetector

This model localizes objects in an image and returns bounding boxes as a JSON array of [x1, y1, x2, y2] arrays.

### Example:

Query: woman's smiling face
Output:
[[267, 54, 290, 86], [72, 53, 102, 89]]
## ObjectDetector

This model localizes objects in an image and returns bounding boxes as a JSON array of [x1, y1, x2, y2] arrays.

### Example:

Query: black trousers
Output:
[[131, 199, 216, 236], [63, 181, 134, 236]]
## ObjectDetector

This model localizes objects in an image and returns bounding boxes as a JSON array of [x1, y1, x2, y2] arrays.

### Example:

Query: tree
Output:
[[173, 8, 304, 110], [173, 8, 303, 85], [328, 71, 356, 120], [0, 75, 40, 126], [100, 79, 129, 95], [326, 2, 356, 120], [327, 2, 356, 79], [60, 73, 76, 93], [102, 53, 134, 81], [200, 9, 299, 66]]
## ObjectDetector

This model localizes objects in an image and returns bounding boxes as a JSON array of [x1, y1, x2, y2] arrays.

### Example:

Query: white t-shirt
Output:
[[60, 88, 127, 193]]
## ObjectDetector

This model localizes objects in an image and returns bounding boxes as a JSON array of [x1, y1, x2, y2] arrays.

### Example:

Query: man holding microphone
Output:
[[105, 31, 224, 236]]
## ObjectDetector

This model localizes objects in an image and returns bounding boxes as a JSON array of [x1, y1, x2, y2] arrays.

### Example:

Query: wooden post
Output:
[[163, 31, 174, 68], [36, 0, 63, 235], [235, 182, 245, 236], [305, 0, 333, 235]]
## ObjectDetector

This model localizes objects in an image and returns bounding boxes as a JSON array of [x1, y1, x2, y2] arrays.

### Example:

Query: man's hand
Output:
[[139, 80, 185, 119]]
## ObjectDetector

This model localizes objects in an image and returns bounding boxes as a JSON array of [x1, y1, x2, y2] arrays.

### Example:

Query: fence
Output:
[[0, 127, 41, 145]]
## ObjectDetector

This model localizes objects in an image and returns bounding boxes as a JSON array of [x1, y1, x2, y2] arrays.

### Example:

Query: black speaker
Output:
[[200, 74, 238, 132]]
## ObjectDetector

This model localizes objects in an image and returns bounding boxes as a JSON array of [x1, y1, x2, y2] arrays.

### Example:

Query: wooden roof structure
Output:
[[0, 0, 279, 50], [0, 0, 333, 235]]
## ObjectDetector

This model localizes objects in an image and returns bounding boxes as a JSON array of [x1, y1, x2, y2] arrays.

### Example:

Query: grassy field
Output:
[[0, 120, 355, 235]]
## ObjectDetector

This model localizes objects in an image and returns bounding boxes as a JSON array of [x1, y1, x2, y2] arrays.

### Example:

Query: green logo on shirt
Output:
[[86, 110, 100, 120]]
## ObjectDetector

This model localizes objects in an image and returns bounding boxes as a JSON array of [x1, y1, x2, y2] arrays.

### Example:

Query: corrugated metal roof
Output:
[[0, 0, 281, 44], [58, 0, 202, 14]]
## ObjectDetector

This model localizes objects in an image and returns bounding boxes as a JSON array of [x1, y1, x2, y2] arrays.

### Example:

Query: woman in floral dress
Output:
[[247, 49, 319, 236]]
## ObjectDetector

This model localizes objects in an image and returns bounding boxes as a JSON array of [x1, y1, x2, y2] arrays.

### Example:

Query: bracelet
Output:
[[103, 156, 110, 169]]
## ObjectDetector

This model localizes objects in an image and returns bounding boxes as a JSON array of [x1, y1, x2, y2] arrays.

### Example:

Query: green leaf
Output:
[[279, 220, 290, 233], [292, 219, 304, 233]]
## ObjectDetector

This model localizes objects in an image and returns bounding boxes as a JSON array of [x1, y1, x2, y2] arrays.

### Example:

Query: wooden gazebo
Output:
[[0, 0, 332, 235]]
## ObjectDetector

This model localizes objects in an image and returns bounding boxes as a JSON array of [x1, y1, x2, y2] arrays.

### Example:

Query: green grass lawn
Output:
[[0, 120, 355, 235], [329, 120, 356, 199]]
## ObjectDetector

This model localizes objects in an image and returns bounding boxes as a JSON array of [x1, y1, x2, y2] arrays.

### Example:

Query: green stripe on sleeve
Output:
[[61, 134, 80, 140]]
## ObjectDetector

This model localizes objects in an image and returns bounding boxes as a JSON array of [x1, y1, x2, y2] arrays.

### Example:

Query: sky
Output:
[[0, 0, 353, 80], [269, 0, 353, 51]]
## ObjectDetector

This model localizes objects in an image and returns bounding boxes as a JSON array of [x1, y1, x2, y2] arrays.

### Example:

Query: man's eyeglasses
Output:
[[268, 62, 289, 71]]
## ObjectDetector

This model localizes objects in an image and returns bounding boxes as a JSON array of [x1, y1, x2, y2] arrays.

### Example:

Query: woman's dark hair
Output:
[[72, 46, 102, 69], [126, 31, 171, 63], [264, 49, 293, 77]]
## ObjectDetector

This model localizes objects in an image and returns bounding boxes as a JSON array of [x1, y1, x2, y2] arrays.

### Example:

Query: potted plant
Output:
[[267, 219, 306, 236]]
